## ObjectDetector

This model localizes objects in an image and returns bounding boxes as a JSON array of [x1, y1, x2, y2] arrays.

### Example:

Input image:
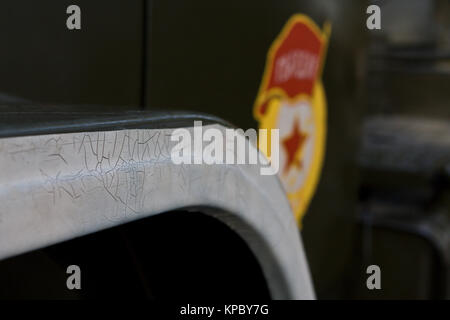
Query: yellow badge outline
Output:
[[253, 14, 331, 225]]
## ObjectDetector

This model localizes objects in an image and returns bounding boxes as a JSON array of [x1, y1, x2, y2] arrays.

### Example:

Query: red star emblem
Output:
[[282, 118, 307, 174]]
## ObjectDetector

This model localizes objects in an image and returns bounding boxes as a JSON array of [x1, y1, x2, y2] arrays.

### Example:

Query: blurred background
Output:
[[0, 0, 448, 299]]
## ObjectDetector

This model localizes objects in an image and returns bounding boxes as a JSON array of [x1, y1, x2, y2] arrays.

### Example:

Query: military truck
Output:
[[0, 0, 448, 300]]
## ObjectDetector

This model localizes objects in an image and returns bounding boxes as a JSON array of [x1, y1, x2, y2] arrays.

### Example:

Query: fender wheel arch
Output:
[[0, 112, 315, 299]]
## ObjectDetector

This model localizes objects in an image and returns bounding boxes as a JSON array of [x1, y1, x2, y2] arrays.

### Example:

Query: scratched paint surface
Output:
[[0, 125, 314, 299], [5, 130, 174, 216]]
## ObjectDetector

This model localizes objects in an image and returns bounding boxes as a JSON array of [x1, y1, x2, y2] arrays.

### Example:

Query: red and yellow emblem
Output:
[[254, 14, 331, 224]]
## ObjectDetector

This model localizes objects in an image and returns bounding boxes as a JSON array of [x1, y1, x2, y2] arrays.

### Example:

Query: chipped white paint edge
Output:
[[0, 124, 315, 300]]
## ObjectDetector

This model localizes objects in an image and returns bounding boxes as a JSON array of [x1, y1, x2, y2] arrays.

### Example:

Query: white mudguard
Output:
[[0, 124, 315, 299]]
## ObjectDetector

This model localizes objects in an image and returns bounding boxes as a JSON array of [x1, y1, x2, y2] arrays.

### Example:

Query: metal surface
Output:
[[0, 105, 233, 138], [0, 0, 143, 107], [0, 0, 368, 298], [0, 122, 314, 300]]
